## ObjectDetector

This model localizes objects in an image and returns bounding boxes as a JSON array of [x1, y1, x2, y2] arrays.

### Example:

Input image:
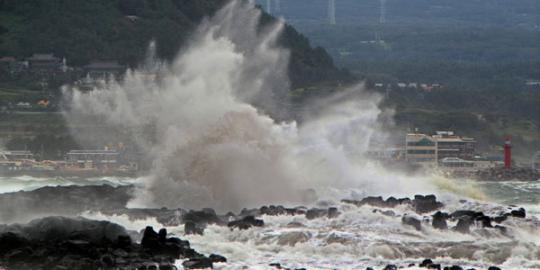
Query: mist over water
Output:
[[63, 0, 438, 211]]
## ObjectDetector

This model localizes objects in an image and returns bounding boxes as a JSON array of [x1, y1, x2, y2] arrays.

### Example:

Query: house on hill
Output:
[[84, 61, 126, 79], [27, 54, 62, 71]]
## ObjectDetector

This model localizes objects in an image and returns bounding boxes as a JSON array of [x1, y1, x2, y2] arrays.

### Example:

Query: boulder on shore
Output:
[[0, 217, 226, 270]]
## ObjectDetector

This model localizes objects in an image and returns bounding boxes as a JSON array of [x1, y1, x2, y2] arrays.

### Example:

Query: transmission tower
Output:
[[266, 0, 272, 14], [379, 0, 386, 24], [274, 0, 281, 14], [533, 151, 540, 171], [328, 0, 336, 25]]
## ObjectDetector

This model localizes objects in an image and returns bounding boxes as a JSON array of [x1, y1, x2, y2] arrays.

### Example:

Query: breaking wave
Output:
[[64, 0, 452, 211]]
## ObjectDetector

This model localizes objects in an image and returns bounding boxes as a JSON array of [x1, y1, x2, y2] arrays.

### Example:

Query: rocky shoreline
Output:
[[474, 167, 540, 182], [0, 185, 530, 269], [0, 217, 227, 270]]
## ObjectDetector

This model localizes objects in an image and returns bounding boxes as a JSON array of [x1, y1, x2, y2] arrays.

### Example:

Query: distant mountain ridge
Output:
[[0, 0, 350, 88]]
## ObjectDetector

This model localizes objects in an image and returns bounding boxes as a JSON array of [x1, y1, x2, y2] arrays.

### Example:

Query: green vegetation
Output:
[[0, 0, 352, 154], [278, 0, 540, 160], [0, 0, 350, 89], [1, 0, 539, 161]]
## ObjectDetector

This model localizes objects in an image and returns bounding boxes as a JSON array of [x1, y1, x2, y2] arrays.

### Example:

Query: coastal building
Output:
[[472, 156, 504, 169], [405, 133, 437, 164], [367, 147, 406, 161], [26, 54, 62, 71], [84, 61, 125, 79], [0, 57, 16, 68], [405, 131, 477, 166], [0, 57, 27, 74], [0, 150, 34, 161], [66, 150, 119, 169], [432, 131, 476, 161], [439, 157, 474, 169]]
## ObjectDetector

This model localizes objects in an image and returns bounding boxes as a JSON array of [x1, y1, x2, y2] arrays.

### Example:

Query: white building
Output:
[[405, 131, 477, 166]]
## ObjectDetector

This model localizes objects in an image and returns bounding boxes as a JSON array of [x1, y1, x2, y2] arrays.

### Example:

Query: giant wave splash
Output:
[[64, 0, 443, 211]]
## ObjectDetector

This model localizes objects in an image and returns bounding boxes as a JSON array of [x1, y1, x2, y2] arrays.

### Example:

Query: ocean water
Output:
[[2, 175, 537, 269], [174, 183, 540, 270], [0, 175, 138, 194], [3, 1, 539, 268]]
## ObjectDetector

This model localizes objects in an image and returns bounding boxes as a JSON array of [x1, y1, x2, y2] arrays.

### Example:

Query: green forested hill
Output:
[[0, 0, 349, 88]]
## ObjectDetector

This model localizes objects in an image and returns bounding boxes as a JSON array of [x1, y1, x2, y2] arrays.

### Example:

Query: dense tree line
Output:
[[0, 0, 350, 88]]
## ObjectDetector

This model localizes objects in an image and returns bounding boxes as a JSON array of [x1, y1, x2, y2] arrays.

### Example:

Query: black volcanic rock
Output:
[[412, 195, 443, 214], [420, 259, 434, 267], [180, 208, 226, 235], [183, 208, 224, 225], [182, 257, 213, 269], [476, 215, 493, 228], [475, 167, 540, 182], [305, 208, 328, 220], [141, 226, 161, 249], [402, 215, 422, 231], [0, 217, 215, 270], [0, 185, 134, 223], [510, 207, 526, 218], [343, 194, 443, 214], [451, 210, 483, 219], [260, 205, 287, 216], [493, 214, 509, 223], [328, 207, 340, 218], [209, 253, 227, 263], [432, 211, 449, 230], [454, 217, 473, 234], [228, 215, 264, 230], [184, 221, 205, 235]]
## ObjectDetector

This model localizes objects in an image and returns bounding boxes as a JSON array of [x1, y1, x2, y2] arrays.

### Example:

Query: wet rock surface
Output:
[[402, 215, 422, 231], [227, 215, 264, 230], [0, 188, 524, 269], [343, 194, 528, 236], [0, 185, 134, 223], [342, 194, 443, 214], [0, 217, 226, 270], [475, 167, 540, 181]]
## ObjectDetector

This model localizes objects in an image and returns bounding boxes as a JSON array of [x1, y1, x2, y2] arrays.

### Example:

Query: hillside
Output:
[[0, 0, 350, 89], [259, 0, 540, 161]]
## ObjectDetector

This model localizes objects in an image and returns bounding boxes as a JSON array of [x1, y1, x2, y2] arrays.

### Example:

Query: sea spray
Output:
[[62, 0, 435, 211]]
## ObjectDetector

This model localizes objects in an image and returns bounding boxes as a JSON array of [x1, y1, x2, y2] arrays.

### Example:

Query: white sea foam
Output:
[[62, 0, 436, 212], [55, 0, 540, 268], [87, 197, 540, 270]]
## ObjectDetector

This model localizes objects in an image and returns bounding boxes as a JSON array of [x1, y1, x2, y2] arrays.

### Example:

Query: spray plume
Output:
[[63, 0, 438, 211]]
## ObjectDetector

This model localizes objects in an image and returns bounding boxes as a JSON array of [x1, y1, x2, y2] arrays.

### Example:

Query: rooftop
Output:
[[27, 54, 60, 61], [67, 150, 118, 154], [0, 57, 16, 62], [84, 61, 124, 70]]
